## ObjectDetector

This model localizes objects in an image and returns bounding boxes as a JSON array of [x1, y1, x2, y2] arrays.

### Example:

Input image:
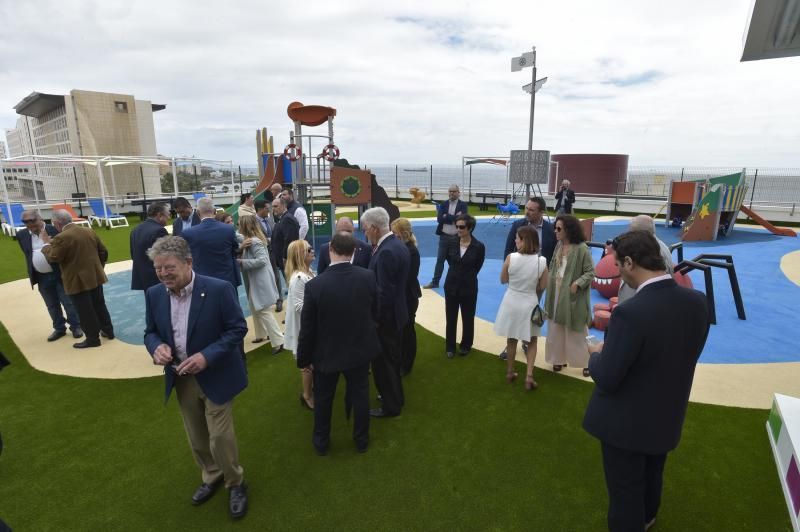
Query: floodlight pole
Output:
[[526, 46, 537, 199]]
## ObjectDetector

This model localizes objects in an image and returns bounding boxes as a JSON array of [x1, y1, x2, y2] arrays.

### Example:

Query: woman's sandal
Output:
[[506, 371, 518, 383], [525, 375, 539, 390]]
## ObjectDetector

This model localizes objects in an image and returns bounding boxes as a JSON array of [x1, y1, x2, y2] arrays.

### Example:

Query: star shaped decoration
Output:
[[698, 203, 710, 219]]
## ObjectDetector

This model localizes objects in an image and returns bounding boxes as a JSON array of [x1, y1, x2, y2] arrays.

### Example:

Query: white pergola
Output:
[[0, 154, 234, 227]]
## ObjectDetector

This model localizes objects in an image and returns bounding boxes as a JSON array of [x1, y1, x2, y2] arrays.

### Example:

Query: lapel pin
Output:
[[201, 293, 205, 297]]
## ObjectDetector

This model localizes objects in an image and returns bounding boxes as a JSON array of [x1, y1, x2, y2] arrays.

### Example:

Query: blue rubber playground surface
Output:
[[104, 217, 800, 364]]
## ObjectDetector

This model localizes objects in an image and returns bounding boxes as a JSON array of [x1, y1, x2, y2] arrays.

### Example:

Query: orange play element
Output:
[[739, 206, 796, 237], [580, 218, 594, 241], [592, 309, 612, 331], [670, 181, 697, 204], [593, 303, 611, 315], [330, 166, 372, 206], [609, 297, 619, 310], [409, 187, 427, 206], [254, 155, 286, 195], [674, 270, 694, 289], [52, 203, 90, 226], [287, 101, 337, 127]]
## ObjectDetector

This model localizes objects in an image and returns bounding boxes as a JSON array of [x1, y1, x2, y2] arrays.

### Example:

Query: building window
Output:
[[115, 101, 128, 113]]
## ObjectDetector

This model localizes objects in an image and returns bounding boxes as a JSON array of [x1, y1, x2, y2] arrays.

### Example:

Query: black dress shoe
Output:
[[100, 330, 115, 340], [499, 349, 508, 361], [252, 338, 265, 344], [458, 347, 471, 356], [191, 480, 222, 505], [229, 482, 248, 519], [423, 282, 438, 289], [275, 299, 283, 312], [370, 408, 398, 418], [446, 351, 455, 359], [71, 327, 84, 339], [47, 330, 66, 342], [356, 445, 368, 454], [314, 446, 328, 456], [73, 339, 101, 349], [272, 344, 284, 355]]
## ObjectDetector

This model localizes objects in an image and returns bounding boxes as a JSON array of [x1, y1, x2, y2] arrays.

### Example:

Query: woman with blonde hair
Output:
[[284, 238, 316, 410], [391, 217, 422, 375], [237, 215, 284, 354]]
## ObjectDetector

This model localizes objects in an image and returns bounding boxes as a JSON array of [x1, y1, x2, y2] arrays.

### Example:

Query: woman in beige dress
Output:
[[544, 214, 594, 377]]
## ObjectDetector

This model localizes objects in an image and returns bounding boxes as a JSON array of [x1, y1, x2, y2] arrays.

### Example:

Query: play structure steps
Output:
[[768, 394, 800, 531], [740, 205, 797, 237]]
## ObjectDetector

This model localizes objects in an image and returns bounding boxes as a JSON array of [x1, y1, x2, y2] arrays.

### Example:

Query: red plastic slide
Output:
[[740, 206, 797, 237]]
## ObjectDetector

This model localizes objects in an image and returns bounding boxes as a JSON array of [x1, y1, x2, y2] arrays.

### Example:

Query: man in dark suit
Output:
[[144, 236, 249, 519], [583, 230, 710, 532], [181, 198, 241, 290], [504, 197, 556, 264], [130, 202, 169, 291], [41, 210, 113, 349], [15, 210, 82, 341], [423, 184, 468, 289], [361, 207, 409, 418], [297, 233, 381, 455], [271, 197, 300, 271], [172, 197, 201, 237], [316, 217, 372, 274]]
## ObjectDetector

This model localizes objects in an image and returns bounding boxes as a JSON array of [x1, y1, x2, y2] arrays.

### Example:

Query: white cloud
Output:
[[1, 0, 798, 167]]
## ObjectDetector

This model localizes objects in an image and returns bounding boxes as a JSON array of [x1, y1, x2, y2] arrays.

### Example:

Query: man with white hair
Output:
[[361, 207, 410, 418], [616, 215, 674, 304], [555, 179, 576, 215], [181, 197, 241, 290], [40, 209, 113, 348]]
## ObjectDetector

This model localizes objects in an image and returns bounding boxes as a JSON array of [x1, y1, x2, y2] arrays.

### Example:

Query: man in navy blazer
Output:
[[15, 210, 82, 341], [503, 197, 556, 264], [583, 230, 710, 532], [144, 236, 250, 519], [316, 217, 372, 274], [423, 184, 468, 289], [181, 198, 241, 289], [297, 233, 381, 455], [130, 202, 169, 290], [172, 197, 201, 237], [362, 207, 409, 418]]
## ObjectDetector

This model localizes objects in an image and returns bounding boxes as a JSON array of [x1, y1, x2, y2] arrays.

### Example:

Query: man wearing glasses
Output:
[[424, 184, 468, 289], [15, 210, 82, 342]]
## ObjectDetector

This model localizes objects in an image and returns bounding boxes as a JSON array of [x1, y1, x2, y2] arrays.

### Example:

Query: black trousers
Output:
[[444, 290, 477, 352], [401, 299, 419, 375], [601, 442, 668, 532], [69, 286, 113, 342], [371, 323, 404, 415], [312, 364, 370, 452]]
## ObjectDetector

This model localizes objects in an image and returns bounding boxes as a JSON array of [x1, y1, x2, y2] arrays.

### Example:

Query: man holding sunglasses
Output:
[[15, 210, 82, 342]]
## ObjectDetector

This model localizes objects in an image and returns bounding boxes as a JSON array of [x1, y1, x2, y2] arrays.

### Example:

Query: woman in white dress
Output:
[[237, 216, 284, 354], [284, 239, 315, 410], [494, 225, 549, 389]]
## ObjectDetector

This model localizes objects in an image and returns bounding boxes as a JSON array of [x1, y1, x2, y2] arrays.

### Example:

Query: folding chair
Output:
[[51, 203, 91, 227], [0, 203, 27, 236], [87, 198, 129, 229]]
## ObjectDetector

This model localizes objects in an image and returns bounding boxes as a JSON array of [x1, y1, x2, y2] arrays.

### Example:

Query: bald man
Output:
[[616, 215, 674, 304], [316, 217, 372, 275]]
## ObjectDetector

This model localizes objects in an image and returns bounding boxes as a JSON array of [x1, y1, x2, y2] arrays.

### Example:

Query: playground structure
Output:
[[409, 187, 427, 206], [668, 171, 796, 241]]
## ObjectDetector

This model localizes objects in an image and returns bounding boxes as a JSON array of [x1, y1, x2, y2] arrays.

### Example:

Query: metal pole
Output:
[[469, 165, 473, 203], [97, 161, 109, 227], [0, 160, 14, 228], [193, 164, 198, 193], [430, 164, 433, 198], [238, 165, 242, 192], [171, 157, 179, 196], [395, 164, 399, 198], [230, 161, 236, 205], [526, 46, 537, 199], [72, 167, 83, 216], [749, 168, 758, 209], [109, 164, 119, 206]]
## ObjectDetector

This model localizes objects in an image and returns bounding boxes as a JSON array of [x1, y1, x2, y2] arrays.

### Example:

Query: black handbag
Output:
[[529, 259, 545, 327]]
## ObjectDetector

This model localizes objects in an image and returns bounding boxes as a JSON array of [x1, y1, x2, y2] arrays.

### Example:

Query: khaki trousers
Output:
[[174, 376, 244, 488]]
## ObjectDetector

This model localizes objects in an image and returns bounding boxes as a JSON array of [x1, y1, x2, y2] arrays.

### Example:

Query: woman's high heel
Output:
[[525, 375, 538, 390], [506, 371, 518, 383], [299, 394, 314, 411]]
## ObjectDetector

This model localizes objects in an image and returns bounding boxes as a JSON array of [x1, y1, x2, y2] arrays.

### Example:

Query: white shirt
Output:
[[294, 205, 309, 240], [636, 274, 672, 293], [168, 272, 195, 362], [30, 231, 54, 274], [442, 200, 459, 236], [375, 231, 392, 250]]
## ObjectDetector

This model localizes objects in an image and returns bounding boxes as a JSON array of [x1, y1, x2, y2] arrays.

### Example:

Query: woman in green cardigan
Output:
[[544, 215, 595, 377]]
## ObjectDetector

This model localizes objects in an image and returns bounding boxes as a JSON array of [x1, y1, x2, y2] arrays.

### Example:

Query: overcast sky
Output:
[[1, 0, 798, 167]]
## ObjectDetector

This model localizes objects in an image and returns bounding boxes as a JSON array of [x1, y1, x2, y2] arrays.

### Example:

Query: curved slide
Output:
[[740, 206, 796, 237]]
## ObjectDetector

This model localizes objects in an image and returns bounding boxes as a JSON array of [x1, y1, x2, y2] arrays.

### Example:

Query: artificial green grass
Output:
[[0, 320, 789, 531]]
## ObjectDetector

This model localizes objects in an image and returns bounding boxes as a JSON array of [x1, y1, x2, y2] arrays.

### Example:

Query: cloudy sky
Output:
[[1, 0, 798, 167]]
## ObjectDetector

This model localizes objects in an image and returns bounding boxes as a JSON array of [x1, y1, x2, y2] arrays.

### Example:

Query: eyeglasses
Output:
[[555, 227, 563, 232], [455, 224, 467, 229], [307, 248, 315, 254], [22, 219, 36, 224], [610, 236, 620, 249]]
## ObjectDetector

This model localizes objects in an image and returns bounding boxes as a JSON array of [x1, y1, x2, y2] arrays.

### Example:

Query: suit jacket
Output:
[[172, 211, 201, 237], [435, 199, 468, 235], [583, 279, 710, 455], [504, 218, 556, 265], [404, 242, 422, 313], [296, 263, 380, 372], [144, 274, 248, 405], [444, 236, 485, 297], [130, 218, 168, 290], [369, 234, 410, 331], [555, 188, 576, 213], [41, 224, 108, 295], [316, 238, 372, 275], [272, 211, 300, 270], [181, 218, 241, 287], [16, 224, 61, 288]]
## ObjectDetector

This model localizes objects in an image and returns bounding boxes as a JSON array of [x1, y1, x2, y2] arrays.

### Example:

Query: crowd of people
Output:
[[15, 183, 711, 529]]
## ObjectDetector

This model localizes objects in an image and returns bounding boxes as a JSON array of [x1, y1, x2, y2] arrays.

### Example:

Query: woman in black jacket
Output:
[[444, 214, 485, 358], [391, 217, 422, 375]]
